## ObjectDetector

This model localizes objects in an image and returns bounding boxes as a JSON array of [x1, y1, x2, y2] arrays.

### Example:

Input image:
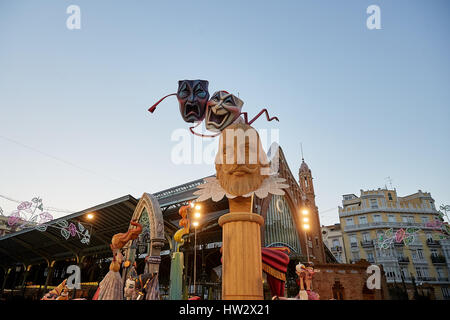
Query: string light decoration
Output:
[[4, 197, 90, 244], [377, 228, 419, 250]]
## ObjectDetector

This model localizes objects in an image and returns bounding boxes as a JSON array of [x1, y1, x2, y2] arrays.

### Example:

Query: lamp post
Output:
[[190, 203, 201, 296], [301, 208, 310, 263]]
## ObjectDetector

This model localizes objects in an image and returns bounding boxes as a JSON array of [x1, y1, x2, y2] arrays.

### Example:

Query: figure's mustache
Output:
[[223, 164, 258, 174]]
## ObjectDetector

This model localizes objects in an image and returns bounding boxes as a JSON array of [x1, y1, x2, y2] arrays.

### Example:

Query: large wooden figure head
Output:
[[177, 80, 209, 123], [215, 122, 270, 197]]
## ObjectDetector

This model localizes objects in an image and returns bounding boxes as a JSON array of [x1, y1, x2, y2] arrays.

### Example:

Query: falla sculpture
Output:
[[148, 80, 287, 300], [93, 221, 142, 300], [148, 80, 279, 138]]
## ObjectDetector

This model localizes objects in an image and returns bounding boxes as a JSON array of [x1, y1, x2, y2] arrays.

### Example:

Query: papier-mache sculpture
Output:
[[148, 80, 279, 138], [148, 80, 284, 300], [94, 221, 142, 300]]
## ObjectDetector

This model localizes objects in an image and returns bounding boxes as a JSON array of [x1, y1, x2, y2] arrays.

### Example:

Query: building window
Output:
[[430, 249, 438, 257], [373, 214, 382, 223], [416, 268, 423, 278], [350, 235, 358, 249], [370, 199, 378, 209], [352, 251, 360, 261], [345, 218, 354, 226], [366, 251, 374, 262], [421, 216, 429, 224], [388, 193, 393, 201], [332, 281, 345, 300], [430, 201, 436, 210], [359, 216, 368, 225], [388, 215, 396, 222], [362, 232, 371, 242], [417, 249, 424, 260], [407, 216, 414, 223], [333, 239, 340, 248], [442, 287, 450, 299], [436, 268, 444, 278]]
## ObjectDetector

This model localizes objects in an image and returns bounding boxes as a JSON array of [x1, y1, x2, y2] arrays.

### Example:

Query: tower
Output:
[[299, 158, 315, 207], [298, 156, 326, 263]]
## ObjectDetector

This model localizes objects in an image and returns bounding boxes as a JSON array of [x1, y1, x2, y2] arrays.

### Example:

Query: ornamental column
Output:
[[218, 197, 264, 300]]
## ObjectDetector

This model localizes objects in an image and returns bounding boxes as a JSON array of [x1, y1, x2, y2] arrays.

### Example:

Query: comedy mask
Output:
[[206, 91, 244, 132], [215, 122, 270, 196], [177, 80, 209, 123]]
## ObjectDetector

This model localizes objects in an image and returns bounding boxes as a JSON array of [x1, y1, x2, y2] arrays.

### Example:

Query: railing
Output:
[[417, 276, 436, 282], [339, 206, 438, 217], [426, 239, 441, 247], [431, 254, 447, 264], [411, 257, 428, 264], [331, 245, 342, 252], [397, 256, 410, 264], [360, 240, 374, 247], [343, 221, 432, 232]]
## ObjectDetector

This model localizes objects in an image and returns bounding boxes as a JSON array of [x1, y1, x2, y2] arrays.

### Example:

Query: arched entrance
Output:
[[123, 193, 165, 277]]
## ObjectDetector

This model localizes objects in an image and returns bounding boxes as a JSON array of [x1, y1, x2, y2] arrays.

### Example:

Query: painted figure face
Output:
[[177, 80, 209, 123], [215, 123, 270, 196], [206, 91, 243, 132]]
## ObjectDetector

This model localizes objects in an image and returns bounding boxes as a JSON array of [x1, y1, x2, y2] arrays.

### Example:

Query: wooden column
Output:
[[219, 211, 264, 300]]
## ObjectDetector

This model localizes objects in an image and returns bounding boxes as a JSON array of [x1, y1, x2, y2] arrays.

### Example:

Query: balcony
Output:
[[360, 240, 374, 247], [331, 245, 342, 252], [397, 256, 410, 264], [426, 238, 441, 247], [343, 221, 430, 232], [339, 206, 438, 217], [431, 254, 447, 264], [417, 276, 437, 282]]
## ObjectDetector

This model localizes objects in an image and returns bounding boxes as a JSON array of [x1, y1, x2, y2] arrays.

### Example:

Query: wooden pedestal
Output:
[[218, 212, 264, 300]]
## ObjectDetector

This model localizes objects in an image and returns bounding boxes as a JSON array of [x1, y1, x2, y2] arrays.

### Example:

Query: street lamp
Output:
[[191, 204, 202, 296], [301, 208, 311, 263]]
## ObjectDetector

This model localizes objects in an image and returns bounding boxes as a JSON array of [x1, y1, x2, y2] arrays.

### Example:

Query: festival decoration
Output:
[[376, 228, 420, 249], [5, 197, 90, 244], [205, 91, 244, 132], [94, 221, 142, 300], [425, 220, 450, 240], [148, 80, 279, 138], [148, 79, 210, 123], [41, 279, 68, 300], [194, 122, 288, 203], [261, 247, 290, 298]]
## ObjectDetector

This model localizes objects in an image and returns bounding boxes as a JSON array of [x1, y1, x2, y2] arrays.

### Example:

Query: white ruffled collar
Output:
[[193, 175, 289, 202]]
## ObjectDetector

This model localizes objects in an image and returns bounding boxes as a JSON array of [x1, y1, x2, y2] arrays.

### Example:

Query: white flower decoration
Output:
[[193, 175, 289, 202]]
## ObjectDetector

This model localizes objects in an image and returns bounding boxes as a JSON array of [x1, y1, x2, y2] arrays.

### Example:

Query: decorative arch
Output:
[[124, 193, 165, 274]]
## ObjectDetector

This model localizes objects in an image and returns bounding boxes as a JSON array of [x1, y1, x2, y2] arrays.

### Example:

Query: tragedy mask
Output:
[[206, 91, 244, 132], [177, 80, 209, 123]]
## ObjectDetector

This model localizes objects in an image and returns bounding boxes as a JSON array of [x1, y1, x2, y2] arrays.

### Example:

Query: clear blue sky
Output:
[[0, 0, 449, 226]]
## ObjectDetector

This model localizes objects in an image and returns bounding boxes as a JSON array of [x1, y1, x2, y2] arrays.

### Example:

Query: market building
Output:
[[339, 188, 450, 300]]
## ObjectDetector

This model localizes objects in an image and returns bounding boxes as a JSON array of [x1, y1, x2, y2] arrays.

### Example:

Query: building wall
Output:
[[312, 261, 387, 300], [321, 224, 346, 263], [339, 188, 450, 300]]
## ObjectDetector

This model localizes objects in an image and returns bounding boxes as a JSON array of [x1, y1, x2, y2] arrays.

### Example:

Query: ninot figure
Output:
[[148, 80, 279, 138]]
